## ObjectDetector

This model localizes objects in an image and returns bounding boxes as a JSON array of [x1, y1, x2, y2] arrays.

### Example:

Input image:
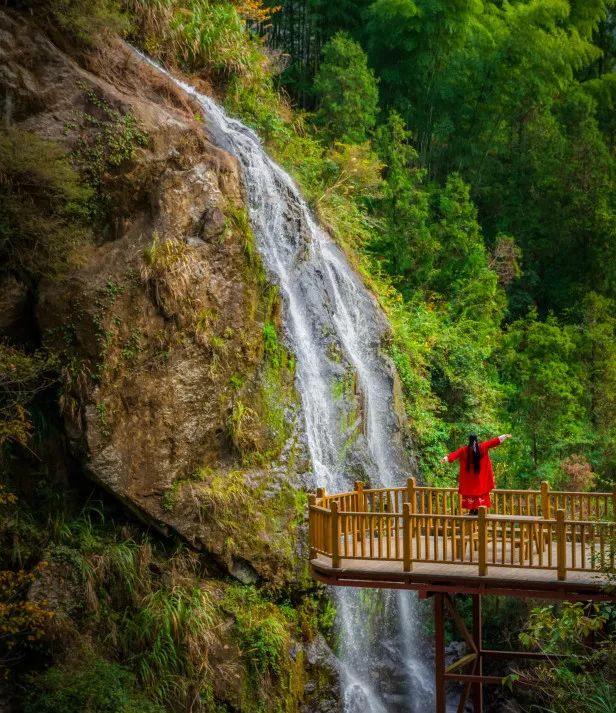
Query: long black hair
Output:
[[467, 433, 481, 474]]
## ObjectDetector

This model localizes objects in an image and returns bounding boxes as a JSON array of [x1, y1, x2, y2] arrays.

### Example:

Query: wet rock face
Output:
[[1, 10, 300, 585], [302, 635, 344, 713]]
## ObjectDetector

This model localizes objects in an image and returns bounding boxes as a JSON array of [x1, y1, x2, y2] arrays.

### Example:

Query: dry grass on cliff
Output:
[[46, 523, 228, 706], [140, 233, 196, 317], [123, 0, 264, 79]]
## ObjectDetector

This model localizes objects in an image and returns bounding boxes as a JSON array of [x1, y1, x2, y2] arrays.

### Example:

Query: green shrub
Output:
[[514, 603, 616, 713], [0, 129, 91, 281], [262, 321, 279, 359], [126, 0, 258, 77], [23, 659, 164, 713], [314, 32, 379, 144], [171, 1, 250, 75], [119, 585, 218, 703], [221, 584, 290, 677]]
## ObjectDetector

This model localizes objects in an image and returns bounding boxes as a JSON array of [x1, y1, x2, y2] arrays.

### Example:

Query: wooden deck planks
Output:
[[313, 531, 610, 593]]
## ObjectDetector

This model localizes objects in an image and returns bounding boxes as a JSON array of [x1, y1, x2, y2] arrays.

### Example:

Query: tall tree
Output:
[[500, 311, 586, 480], [313, 32, 379, 143], [370, 110, 433, 289]]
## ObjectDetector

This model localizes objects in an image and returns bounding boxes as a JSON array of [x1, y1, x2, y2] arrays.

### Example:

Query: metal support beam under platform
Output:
[[432, 592, 569, 713]]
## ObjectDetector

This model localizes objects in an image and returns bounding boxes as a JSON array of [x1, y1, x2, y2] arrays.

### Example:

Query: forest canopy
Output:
[[256, 0, 616, 488]]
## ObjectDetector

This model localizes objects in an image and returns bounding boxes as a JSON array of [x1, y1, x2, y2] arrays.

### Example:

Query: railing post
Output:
[[308, 494, 317, 559], [316, 487, 326, 502], [407, 477, 416, 514], [403, 503, 413, 572], [331, 501, 340, 569], [434, 593, 446, 713], [354, 481, 364, 541], [556, 509, 566, 581], [355, 480, 364, 512], [541, 481, 551, 519], [612, 486, 616, 519], [478, 506, 488, 576]]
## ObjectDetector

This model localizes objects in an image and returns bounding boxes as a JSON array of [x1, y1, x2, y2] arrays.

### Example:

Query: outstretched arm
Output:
[[442, 447, 464, 463], [483, 434, 512, 451]]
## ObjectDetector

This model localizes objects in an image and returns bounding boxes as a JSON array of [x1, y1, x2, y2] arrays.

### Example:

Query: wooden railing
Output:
[[309, 480, 616, 580]]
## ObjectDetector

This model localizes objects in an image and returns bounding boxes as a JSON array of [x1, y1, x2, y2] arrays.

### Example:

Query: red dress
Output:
[[447, 437, 502, 510]]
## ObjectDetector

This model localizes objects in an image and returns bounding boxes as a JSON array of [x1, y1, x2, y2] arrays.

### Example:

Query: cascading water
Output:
[[134, 51, 434, 712]]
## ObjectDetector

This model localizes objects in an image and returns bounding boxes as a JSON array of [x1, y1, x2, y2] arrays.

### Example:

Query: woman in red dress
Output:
[[442, 433, 512, 514]]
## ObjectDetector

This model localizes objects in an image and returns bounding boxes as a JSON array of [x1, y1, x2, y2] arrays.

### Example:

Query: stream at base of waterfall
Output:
[[134, 49, 438, 713]]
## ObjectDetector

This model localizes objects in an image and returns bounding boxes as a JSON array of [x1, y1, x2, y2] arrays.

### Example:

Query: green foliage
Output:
[[515, 603, 616, 713], [171, 1, 251, 75], [313, 32, 379, 143], [120, 585, 218, 702], [500, 310, 587, 481], [370, 110, 431, 285], [521, 602, 608, 655], [0, 129, 91, 281], [221, 584, 290, 677], [263, 0, 372, 106], [575, 293, 616, 476], [125, 0, 266, 80], [23, 659, 164, 713], [365, 118, 506, 473], [262, 321, 279, 360], [69, 88, 148, 220]]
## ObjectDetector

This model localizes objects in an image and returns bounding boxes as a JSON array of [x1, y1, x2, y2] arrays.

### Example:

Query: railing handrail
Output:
[[550, 489, 611, 496], [315, 481, 615, 516], [325, 485, 614, 495], [309, 507, 616, 526], [311, 507, 553, 521]]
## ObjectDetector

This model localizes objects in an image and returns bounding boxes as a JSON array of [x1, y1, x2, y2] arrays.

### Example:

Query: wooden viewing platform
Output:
[[308, 480, 616, 712]]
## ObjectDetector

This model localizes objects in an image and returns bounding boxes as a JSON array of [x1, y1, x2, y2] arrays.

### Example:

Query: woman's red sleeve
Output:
[[447, 447, 464, 463], [481, 437, 502, 452]]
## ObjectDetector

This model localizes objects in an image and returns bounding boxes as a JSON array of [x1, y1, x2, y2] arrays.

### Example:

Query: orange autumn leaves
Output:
[[232, 0, 280, 23], [0, 490, 54, 671]]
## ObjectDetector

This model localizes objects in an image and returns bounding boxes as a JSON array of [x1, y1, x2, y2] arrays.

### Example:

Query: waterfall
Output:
[[134, 51, 434, 713]]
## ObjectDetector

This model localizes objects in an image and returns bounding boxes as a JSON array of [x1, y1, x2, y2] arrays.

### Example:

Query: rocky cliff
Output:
[[1, 9, 307, 587]]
